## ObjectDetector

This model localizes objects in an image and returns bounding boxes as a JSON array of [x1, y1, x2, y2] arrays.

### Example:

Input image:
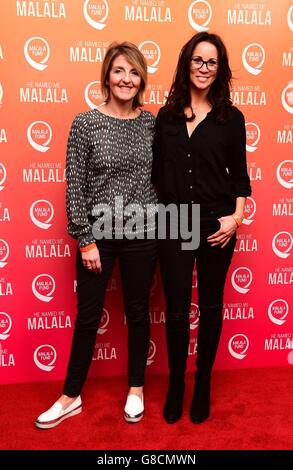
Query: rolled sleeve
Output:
[[227, 109, 252, 198], [66, 114, 95, 247]]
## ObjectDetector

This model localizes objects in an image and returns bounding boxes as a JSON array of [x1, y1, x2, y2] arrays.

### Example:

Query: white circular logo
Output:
[[0, 82, 3, 104], [83, 0, 109, 30], [32, 274, 55, 302], [268, 299, 289, 326], [30, 200, 54, 229], [138, 41, 161, 74], [242, 43, 265, 76], [288, 5, 293, 32], [0, 239, 9, 268], [147, 339, 156, 366], [27, 121, 52, 152], [188, 0, 212, 31], [281, 82, 293, 114], [98, 308, 109, 335], [272, 232, 293, 259], [245, 122, 260, 153], [231, 267, 253, 294], [228, 334, 249, 360], [276, 160, 293, 189], [0, 162, 7, 191], [84, 80, 103, 109], [243, 196, 256, 225], [190, 303, 199, 330], [24, 37, 50, 71], [0, 312, 12, 340], [33, 344, 57, 372]]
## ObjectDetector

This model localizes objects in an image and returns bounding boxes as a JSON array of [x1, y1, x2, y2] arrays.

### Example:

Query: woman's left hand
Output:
[[207, 215, 237, 248]]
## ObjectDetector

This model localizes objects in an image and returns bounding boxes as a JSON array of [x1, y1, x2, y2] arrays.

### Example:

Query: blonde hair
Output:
[[101, 42, 147, 108]]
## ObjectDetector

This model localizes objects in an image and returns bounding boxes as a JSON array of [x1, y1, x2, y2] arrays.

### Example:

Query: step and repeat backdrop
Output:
[[0, 0, 292, 384]]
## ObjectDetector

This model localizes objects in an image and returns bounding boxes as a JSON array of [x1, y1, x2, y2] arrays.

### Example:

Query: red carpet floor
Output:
[[1, 367, 293, 450]]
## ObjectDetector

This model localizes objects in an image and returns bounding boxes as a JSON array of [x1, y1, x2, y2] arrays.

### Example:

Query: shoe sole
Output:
[[124, 412, 143, 423], [163, 415, 182, 424], [35, 405, 82, 429], [190, 412, 210, 424]]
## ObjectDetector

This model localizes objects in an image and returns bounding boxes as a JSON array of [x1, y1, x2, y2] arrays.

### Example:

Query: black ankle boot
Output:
[[163, 382, 185, 424], [190, 378, 210, 424], [163, 313, 189, 424]]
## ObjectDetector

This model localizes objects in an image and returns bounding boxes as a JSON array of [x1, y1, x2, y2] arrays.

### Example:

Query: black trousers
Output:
[[63, 238, 157, 397], [159, 203, 237, 375]]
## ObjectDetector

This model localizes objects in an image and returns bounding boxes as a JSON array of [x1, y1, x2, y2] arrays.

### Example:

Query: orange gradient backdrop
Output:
[[0, 0, 292, 384]]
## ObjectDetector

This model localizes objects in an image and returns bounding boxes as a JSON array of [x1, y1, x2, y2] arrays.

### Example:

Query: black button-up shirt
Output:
[[152, 106, 251, 207]]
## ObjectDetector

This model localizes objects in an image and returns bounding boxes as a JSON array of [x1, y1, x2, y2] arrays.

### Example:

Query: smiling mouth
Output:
[[118, 88, 133, 92]]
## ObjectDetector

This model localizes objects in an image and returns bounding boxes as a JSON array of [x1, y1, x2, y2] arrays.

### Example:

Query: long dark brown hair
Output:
[[165, 32, 232, 122]]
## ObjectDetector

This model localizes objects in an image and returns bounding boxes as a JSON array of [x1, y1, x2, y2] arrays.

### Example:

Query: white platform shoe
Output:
[[35, 396, 82, 429], [124, 394, 144, 423]]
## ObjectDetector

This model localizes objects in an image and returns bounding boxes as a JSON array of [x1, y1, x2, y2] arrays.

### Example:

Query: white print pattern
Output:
[[66, 109, 158, 246]]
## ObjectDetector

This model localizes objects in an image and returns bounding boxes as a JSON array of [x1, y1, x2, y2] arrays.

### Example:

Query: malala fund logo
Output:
[[33, 344, 57, 371], [281, 82, 293, 114], [138, 41, 160, 74], [84, 81, 103, 109], [242, 43, 265, 76], [188, 0, 212, 31], [30, 200, 54, 229], [83, 0, 109, 30], [24, 37, 50, 71], [228, 334, 249, 360], [27, 121, 52, 152]]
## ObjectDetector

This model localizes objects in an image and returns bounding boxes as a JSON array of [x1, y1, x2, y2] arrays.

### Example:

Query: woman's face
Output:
[[189, 41, 218, 92], [107, 54, 141, 104]]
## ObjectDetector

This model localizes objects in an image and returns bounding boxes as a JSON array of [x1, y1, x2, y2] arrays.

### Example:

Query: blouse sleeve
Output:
[[227, 108, 252, 198], [151, 108, 164, 187], [66, 113, 96, 248]]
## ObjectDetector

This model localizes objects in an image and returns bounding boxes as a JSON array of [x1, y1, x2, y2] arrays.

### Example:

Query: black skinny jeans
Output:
[[63, 238, 157, 397], [159, 203, 237, 325]]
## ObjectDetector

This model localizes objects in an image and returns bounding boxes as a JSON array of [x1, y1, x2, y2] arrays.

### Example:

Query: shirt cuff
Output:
[[78, 233, 96, 248]]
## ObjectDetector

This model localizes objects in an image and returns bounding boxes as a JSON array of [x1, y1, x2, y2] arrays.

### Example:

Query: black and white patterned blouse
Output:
[[66, 108, 158, 247]]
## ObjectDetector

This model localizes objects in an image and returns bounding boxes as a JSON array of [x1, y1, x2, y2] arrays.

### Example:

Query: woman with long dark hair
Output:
[[152, 32, 251, 424]]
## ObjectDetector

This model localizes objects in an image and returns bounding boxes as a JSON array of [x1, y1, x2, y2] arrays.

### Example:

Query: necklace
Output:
[[99, 104, 139, 120]]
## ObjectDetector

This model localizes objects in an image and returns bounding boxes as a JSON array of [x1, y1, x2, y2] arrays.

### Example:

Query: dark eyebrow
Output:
[[112, 66, 138, 71], [193, 55, 218, 61]]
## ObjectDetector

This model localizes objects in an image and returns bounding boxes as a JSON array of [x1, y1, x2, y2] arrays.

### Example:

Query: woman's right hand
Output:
[[207, 215, 237, 248], [81, 246, 102, 273]]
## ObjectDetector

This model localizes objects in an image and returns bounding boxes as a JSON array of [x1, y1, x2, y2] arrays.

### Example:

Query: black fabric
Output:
[[159, 206, 237, 326], [152, 106, 251, 205], [165, 313, 190, 378], [163, 313, 190, 423], [190, 374, 211, 424], [159, 206, 236, 420], [196, 306, 223, 374], [63, 238, 157, 396]]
